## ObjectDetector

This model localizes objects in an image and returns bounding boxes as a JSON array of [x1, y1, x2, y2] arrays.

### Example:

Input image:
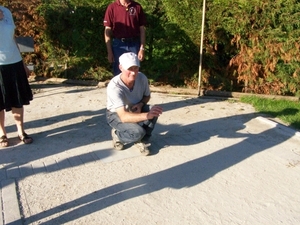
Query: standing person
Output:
[[103, 0, 146, 76], [0, 6, 33, 147], [106, 52, 163, 156]]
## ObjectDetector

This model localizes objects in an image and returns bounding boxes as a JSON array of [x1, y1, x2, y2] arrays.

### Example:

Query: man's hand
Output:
[[146, 105, 163, 119], [138, 49, 145, 61], [131, 102, 144, 113]]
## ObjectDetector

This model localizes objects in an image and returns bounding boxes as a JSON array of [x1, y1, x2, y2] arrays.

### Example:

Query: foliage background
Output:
[[1, 0, 299, 96]]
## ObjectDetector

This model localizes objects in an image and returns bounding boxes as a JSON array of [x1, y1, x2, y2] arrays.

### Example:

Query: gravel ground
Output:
[[1, 84, 300, 225]]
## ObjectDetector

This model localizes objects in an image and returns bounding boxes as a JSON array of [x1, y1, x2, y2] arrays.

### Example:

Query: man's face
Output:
[[121, 65, 139, 82]]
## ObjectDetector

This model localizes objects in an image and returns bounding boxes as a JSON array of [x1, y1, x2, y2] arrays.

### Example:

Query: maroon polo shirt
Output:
[[103, 0, 146, 39]]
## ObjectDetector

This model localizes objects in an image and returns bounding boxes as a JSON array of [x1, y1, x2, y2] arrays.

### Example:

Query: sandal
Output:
[[0, 135, 9, 147], [18, 132, 33, 144]]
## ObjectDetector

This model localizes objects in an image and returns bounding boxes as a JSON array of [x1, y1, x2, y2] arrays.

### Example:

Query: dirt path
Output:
[[1, 84, 299, 225]]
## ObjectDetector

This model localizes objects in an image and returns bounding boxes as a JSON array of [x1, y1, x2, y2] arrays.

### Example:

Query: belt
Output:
[[115, 37, 140, 42]]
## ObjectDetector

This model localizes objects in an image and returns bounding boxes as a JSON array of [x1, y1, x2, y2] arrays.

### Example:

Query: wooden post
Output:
[[197, 0, 206, 96]]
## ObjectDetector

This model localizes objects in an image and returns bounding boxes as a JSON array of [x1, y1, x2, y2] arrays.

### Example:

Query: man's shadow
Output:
[[0, 86, 113, 180], [24, 106, 298, 224]]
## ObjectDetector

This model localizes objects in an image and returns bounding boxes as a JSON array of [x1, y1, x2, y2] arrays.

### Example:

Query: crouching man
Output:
[[106, 52, 163, 156]]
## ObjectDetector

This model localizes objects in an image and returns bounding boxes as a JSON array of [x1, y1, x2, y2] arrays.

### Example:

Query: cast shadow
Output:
[[24, 106, 297, 224]]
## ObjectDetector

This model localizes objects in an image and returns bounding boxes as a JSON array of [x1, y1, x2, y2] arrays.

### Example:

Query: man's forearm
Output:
[[104, 27, 113, 53], [139, 26, 146, 49], [140, 95, 150, 105]]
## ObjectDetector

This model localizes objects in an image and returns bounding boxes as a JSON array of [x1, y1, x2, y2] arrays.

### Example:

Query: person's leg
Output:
[[0, 110, 6, 136], [117, 122, 146, 144], [106, 110, 151, 155], [0, 110, 8, 147], [140, 105, 159, 141], [128, 41, 140, 55], [12, 107, 24, 135], [12, 107, 32, 144], [112, 40, 141, 76], [106, 111, 146, 145], [116, 121, 149, 155], [112, 39, 128, 76]]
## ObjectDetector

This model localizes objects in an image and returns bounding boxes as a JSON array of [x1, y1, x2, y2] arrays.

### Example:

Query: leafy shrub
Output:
[[3, 0, 300, 95], [206, 0, 300, 95]]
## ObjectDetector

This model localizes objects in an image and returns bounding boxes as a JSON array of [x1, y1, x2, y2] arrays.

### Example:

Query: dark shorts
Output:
[[0, 61, 33, 111]]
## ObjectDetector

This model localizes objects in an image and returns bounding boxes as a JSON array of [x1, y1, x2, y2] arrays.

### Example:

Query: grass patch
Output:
[[240, 96, 300, 131]]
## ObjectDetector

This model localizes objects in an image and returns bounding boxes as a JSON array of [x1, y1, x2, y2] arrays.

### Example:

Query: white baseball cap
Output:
[[119, 52, 140, 70]]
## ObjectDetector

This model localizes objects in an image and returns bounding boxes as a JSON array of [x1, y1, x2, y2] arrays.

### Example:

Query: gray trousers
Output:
[[106, 105, 158, 144]]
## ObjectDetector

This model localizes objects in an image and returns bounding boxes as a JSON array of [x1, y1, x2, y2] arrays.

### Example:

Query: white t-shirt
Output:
[[0, 6, 22, 65], [107, 72, 151, 112]]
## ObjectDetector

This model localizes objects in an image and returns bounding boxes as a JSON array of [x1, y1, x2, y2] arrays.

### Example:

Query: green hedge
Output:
[[36, 0, 199, 86], [6, 0, 300, 96], [204, 0, 300, 96]]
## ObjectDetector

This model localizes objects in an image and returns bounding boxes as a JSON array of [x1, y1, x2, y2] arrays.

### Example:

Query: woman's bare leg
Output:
[[0, 110, 6, 136], [12, 107, 25, 136], [0, 110, 8, 147], [12, 107, 33, 144]]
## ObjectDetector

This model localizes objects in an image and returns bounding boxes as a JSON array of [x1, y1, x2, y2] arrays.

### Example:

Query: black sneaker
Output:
[[111, 128, 124, 150], [134, 142, 151, 156]]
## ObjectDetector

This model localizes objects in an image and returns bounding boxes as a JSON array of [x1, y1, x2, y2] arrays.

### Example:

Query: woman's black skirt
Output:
[[0, 61, 33, 112]]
